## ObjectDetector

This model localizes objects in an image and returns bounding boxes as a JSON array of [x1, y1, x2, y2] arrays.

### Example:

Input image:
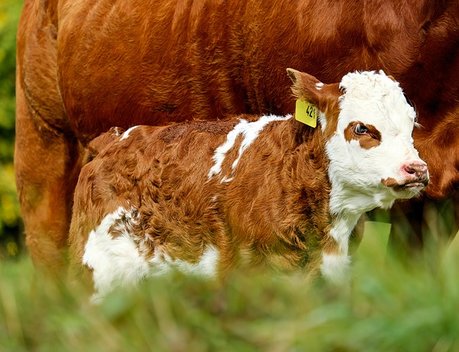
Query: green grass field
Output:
[[1, 223, 459, 351]]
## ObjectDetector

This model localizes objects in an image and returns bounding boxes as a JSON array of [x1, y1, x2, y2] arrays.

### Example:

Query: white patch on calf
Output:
[[318, 111, 327, 131], [208, 114, 291, 181], [230, 114, 292, 171], [320, 253, 351, 284], [319, 215, 359, 282], [149, 245, 219, 277], [186, 246, 219, 277], [113, 127, 122, 136], [83, 207, 219, 301], [83, 207, 147, 302], [208, 120, 248, 179], [220, 176, 234, 183], [120, 125, 140, 141], [329, 215, 360, 254]]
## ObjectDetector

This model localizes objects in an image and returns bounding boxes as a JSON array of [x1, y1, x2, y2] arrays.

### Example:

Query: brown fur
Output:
[[344, 122, 382, 149], [16, 0, 459, 270], [381, 177, 399, 188]]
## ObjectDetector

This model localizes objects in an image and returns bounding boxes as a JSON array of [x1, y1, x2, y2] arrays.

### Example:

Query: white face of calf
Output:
[[288, 69, 428, 214], [327, 71, 428, 211]]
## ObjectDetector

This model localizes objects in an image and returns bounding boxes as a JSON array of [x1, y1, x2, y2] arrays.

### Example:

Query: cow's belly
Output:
[[57, 0, 252, 142]]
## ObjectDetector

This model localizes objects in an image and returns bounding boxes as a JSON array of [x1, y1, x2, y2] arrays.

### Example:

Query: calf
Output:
[[69, 70, 428, 299]]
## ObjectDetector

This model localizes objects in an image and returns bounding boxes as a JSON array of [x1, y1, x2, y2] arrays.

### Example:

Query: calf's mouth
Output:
[[381, 176, 429, 193]]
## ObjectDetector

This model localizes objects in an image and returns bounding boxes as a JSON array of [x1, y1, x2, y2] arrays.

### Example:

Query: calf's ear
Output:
[[287, 68, 341, 114], [286, 68, 322, 104]]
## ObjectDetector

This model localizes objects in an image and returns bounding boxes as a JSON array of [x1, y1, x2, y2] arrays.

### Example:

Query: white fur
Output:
[[319, 215, 359, 283], [83, 207, 219, 302], [318, 111, 327, 131], [320, 253, 351, 284], [207, 119, 247, 179], [149, 246, 219, 277], [231, 114, 292, 171], [83, 207, 147, 302], [208, 114, 291, 181], [120, 125, 139, 141], [113, 127, 122, 136], [315, 82, 324, 90], [329, 214, 360, 254]]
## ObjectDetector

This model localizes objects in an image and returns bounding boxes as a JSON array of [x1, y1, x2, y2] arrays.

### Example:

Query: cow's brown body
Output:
[[16, 0, 459, 271]]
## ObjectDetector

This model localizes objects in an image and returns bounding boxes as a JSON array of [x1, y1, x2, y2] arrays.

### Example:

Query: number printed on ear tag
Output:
[[295, 99, 318, 128]]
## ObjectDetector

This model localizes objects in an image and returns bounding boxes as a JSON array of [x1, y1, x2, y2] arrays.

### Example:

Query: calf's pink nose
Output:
[[402, 161, 429, 183]]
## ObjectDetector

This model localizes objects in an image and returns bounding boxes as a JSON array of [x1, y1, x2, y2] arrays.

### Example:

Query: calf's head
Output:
[[287, 69, 429, 213]]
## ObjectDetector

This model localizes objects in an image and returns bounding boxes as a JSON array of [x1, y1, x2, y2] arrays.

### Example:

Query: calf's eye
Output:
[[354, 123, 368, 135], [344, 121, 381, 148]]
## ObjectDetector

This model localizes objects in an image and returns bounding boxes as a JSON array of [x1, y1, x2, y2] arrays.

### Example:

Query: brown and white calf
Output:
[[69, 69, 428, 299]]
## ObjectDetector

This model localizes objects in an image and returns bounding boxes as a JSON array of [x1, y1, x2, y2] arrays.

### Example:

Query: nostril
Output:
[[403, 161, 428, 176], [403, 164, 417, 175]]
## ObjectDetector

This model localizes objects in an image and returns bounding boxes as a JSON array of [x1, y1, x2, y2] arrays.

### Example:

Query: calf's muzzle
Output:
[[402, 161, 429, 186]]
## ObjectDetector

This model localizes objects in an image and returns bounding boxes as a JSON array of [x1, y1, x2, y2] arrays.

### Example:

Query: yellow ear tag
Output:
[[295, 99, 318, 128]]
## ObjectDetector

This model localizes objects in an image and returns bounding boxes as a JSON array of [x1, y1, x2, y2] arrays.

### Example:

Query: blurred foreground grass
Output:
[[1, 223, 459, 351]]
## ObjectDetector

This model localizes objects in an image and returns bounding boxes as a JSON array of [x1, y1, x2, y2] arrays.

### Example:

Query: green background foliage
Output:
[[0, 0, 23, 258]]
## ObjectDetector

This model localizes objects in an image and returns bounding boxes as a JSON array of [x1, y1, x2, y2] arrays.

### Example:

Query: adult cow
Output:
[[16, 0, 459, 272]]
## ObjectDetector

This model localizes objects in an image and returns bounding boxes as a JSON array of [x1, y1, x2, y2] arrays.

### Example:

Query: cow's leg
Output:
[[15, 80, 82, 275]]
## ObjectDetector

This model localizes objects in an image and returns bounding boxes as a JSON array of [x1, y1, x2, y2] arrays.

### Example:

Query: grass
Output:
[[1, 223, 459, 351]]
